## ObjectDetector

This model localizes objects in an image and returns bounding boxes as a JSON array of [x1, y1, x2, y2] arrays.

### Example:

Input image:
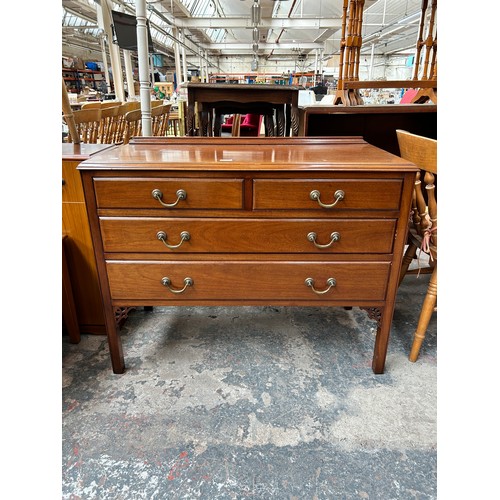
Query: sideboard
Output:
[[78, 137, 417, 374]]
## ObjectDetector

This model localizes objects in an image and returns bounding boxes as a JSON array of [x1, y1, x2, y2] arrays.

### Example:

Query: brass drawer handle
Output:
[[156, 230, 190, 249], [161, 276, 193, 294], [305, 277, 336, 295], [307, 231, 340, 249], [152, 188, 187, 207], [309, 189, 345, 208]]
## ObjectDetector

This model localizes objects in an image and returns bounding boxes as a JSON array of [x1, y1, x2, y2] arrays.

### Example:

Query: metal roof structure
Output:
[[62, 0, 435, 72]]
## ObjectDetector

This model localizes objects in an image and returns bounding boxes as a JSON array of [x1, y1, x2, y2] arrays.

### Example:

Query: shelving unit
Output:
[[62, 68, 105, 93], [208, 73, 291, 85]]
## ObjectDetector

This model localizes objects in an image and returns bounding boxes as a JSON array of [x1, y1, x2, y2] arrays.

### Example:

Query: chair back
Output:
[[67, 108, 102, 143], [125, 101, 141, 111], [80, 101, 102, 109], [123, 109, 142, 144], [396, 129, 437, 249], [152, 104, 172, 137], [81, 101, 122, 110], [98, 105, 120, 143], [111, 103, 129, 143]]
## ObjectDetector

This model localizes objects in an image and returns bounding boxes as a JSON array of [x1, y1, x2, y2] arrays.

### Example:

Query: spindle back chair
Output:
[[396, 129, 438, 362]]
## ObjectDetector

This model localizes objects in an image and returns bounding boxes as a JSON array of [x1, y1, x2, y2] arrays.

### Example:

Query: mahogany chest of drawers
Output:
[[78, 137, 417, 374]]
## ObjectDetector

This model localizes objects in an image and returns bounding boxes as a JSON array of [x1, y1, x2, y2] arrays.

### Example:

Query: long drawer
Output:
[[106, 260, 391, 301], [94, 178, 244, 209], [100, 217, 397, 254], [253, 179, 403, 210]]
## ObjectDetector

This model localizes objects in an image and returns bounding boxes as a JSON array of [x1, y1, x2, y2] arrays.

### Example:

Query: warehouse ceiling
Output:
[[62, 0, 435, 71]]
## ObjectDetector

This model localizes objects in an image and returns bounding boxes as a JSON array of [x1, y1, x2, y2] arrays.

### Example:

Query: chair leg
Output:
[[409, 265, 437, 362], [399, 241, 418, 286]]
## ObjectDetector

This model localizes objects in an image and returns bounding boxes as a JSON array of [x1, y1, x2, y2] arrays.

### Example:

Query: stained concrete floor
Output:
[[62, 273, 437, 499]]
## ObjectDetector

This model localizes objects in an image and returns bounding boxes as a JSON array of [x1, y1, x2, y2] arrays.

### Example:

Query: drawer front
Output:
[[94, 178, 244, 209], [100, 217, 396, 254], [106, 261, 390, 301], [253, 179, 402, 210]]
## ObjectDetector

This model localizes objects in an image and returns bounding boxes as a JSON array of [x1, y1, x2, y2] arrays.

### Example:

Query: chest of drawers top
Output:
[[77, 137, 416, 174]]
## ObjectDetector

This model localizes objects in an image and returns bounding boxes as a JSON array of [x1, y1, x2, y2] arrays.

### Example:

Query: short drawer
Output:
[[106, 260, 390, 301], [100, 217, 396, 254], [253, 179, 402, 210], [94, 178, 244, 209]]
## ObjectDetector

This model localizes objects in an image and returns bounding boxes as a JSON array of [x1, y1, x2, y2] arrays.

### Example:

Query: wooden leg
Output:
[[187, 104, 195, 136], [276, 108, 285, 136], [62, 236, 80, 344], [360, 306, 391, 374], [264, 114, 275, 136], [106, 313, 125, 374], [409, 265, 437, 362], [333, 89, 349, 105], [371, 307, 392, 374], [399, 242, 418, 286], [291, 106, 300, 136]]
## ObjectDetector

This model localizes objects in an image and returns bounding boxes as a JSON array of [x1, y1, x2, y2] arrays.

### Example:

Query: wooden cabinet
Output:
[[298, 104, 437, 156], [62, 144, 116, 334], [78, 137, 417, 375]]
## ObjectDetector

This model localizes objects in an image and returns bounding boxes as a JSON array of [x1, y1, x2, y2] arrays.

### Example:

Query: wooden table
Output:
[[298, 104, 437, 155], [78, 136, 417, 375], [185, 83, 301, 137]]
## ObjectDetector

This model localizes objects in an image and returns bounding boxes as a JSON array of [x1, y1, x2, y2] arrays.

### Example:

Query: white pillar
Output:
[[181, 29, 188, 83], [97, 1, 125, 100], [135, 0, 152, 135], [173, 28, 183, 89], [123, 50, 136, 99], [99, 35, 112, 93]]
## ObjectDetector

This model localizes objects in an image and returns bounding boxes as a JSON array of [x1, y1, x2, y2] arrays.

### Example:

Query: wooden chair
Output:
[[396, 129, 437, 362], [122, 108, 142, 144], [97, 105, 120, 144], [65, 108, 102, 143], [167, 111, 180, 136], [152, 104, 172, 137]]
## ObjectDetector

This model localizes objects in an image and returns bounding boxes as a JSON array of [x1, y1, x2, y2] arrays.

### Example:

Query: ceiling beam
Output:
[[158, 16, 342, 30], [201, 42, 324, 50]]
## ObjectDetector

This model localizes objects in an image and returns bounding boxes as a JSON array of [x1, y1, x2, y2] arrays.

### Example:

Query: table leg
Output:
[[276, 107, 285, 136], [264, 114, 275, 136], [213, 113, 223, 136], [187, 103, 195, 136], [291, 106, 300, 136]]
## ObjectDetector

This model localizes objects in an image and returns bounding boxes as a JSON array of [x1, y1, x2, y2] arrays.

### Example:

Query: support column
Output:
[[99, 0, 125, 102], [181, 29, 188, 83], [135, 0, 152, 135], [173, 27, 183, 90], [123, 49, 136, 99]]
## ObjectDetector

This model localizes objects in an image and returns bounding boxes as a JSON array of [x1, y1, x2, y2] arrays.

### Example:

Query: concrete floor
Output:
[[62, 273, 437, 499]]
